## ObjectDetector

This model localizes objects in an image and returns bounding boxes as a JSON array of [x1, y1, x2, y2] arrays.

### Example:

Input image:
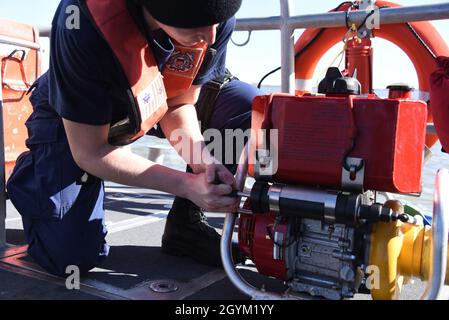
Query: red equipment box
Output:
[[249, 94, 427, 194]]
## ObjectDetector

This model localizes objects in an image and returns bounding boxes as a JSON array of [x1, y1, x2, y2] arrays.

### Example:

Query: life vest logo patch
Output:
[[166, 51, 195, 73], [164, 46, 205, 79]]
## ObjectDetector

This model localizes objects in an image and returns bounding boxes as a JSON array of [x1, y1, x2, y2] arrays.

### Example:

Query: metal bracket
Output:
[[231, 30, 252, 47], [254, 149, 275, 180], [357, 26, 373, 39], [149, 280, 179, 293], [268, 184, 282, 214], [359, 0, 375, 10], [342, 157, 365, 192], [355, 0, 378, 39], [273, 231, 284, 261]]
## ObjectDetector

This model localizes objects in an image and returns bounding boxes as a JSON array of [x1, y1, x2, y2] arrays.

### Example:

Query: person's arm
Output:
[[160, 85, 205, 171], [160, 85, 214, 171], [160, 16, 239, 185], [160, 85, 237, 189], [62, 118, 236, 212]]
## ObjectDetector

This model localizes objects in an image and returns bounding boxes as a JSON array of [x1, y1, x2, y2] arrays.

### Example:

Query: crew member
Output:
[[7, 0, 261, 276]]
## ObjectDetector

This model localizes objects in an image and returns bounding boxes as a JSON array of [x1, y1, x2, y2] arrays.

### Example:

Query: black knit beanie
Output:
[[140, 0, 242, 28]]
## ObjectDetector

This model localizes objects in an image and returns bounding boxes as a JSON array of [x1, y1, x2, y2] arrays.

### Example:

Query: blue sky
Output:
[[1, 0, 448, 88]]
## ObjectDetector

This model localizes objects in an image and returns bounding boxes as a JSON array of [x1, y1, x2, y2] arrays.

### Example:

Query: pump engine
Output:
[[232, 68, 448, 300]]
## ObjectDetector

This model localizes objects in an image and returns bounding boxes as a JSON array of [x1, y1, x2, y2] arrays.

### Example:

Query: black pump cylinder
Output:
[[248, 182, 397, 224]]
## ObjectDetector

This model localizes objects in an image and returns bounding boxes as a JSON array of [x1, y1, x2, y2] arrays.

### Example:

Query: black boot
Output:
[[161, 197, 245, 267]]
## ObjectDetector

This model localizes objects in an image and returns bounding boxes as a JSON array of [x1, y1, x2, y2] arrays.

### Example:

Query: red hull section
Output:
[[1, 19, 41, 182]]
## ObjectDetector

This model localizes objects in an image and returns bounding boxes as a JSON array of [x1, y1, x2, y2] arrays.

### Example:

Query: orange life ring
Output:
[[294, 1, 449, 148]]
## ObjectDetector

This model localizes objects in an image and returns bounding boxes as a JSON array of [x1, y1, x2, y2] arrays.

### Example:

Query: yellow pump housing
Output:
[[369, 201, 449, 300]]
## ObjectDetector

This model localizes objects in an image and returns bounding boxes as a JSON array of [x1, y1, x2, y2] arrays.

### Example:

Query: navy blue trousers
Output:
[[7, 79, 261, 276]]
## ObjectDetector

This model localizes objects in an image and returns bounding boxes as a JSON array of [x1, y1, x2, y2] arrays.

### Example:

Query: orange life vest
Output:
[[83, 0, 208, 145]]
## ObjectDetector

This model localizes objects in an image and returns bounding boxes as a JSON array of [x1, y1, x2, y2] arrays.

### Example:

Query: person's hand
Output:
[[185, 162, 239, 213]]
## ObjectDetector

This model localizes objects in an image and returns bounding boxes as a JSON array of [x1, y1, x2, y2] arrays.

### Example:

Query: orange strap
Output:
[[1, 49, 31, 90]]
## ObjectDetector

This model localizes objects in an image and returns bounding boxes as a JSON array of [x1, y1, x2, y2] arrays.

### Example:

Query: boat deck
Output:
[[1, 180, 443, 300], [1, 181, 291, 300]]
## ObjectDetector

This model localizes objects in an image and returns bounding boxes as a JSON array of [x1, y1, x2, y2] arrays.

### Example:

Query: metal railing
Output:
[[36, 2, 449, 93], [0, 72, 5, 248], [235, 2, 449, 31], [234, 1, 449, 94], [38, 27, 51, 38], [421, 169, 449, 300]]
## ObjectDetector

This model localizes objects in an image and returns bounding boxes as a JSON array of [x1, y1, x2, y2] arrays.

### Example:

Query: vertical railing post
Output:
[[0, 71, 6, 248], [421, 169, 449, 300], [280, 0, 296, 94]]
